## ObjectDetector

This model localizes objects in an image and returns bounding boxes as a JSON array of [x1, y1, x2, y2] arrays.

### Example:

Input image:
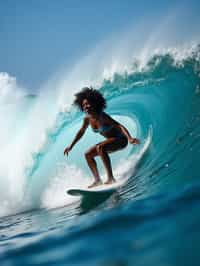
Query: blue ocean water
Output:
[[0, 46, 200, 265]]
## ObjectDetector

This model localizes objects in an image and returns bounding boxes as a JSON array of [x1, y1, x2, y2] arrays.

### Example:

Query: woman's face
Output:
[[82, 98, 93, 114]]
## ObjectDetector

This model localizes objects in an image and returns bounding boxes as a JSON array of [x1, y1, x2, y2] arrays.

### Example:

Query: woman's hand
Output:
[[64, 146, 72, 156], [129, 137, 140, 145]]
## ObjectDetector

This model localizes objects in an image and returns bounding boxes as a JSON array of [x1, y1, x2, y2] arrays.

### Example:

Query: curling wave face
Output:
[[0, 44, 200, 266], [0, 46, 200, 217]]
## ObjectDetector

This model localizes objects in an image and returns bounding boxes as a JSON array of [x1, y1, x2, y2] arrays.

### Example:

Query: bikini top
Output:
[[92, 124, 113, 134], [89, 113, 124, 137]]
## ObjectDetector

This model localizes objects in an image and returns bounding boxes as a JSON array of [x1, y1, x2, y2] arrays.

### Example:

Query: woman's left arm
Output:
[[117, 124, 140, 144], [104, 113, 140, 144]]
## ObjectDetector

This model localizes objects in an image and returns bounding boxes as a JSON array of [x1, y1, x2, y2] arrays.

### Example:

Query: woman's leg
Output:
[[97, 137, 128, 184], [85, 137, 127, 187], [85, 146, 102, 188], [98, 147, 115, 184]]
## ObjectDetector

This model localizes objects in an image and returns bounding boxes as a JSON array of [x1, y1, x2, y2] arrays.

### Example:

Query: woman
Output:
[[64, 87, 140, 188]]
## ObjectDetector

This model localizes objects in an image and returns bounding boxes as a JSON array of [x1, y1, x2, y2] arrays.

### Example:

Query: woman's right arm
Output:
[[64, 117, 89, 156]]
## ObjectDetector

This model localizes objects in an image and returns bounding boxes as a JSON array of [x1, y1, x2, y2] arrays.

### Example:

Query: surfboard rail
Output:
[[66, 177, 128, 196]]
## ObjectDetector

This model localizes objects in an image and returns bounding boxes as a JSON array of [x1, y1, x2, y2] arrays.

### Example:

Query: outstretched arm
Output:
[[117, 124, 140, 144], [103, 113, 140, 144], [64, 117, 89, 156]]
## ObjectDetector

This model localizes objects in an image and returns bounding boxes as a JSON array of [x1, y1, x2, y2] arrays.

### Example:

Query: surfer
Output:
[[64, 87, 140, 188]]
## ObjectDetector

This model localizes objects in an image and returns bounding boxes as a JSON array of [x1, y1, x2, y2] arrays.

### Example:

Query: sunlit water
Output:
[[0, 43, 200, 265]]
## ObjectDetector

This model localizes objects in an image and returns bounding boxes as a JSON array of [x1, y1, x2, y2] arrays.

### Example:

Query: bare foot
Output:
[[104, 178, 116, 185], [88, 180, 103, 188]]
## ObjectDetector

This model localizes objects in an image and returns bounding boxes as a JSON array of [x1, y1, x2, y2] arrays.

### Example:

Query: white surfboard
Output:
[[66, 177, 129, 196]]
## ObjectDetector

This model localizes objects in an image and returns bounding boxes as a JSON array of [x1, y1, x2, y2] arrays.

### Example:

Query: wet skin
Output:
[[64, 98, 140, 188]]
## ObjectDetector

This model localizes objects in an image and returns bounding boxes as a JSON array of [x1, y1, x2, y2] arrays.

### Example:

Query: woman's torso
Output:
[[88, 112, 126, 139]]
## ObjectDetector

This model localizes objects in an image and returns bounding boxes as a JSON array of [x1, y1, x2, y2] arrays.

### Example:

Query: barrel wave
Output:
[[0, 45, 200, 266]]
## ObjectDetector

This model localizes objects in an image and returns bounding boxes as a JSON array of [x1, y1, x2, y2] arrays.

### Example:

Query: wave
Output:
[[0, 44, 200, 217]]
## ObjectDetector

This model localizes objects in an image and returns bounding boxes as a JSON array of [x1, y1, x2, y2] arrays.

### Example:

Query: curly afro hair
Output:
[[73, 87, 106, 114]]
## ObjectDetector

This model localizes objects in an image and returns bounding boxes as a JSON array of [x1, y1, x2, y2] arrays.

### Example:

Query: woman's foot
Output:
[[104, 178, 116, 185], [88, 180, 103, 188]]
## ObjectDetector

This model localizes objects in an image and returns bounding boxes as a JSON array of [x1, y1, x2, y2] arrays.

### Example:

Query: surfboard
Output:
[[66, 177, 128, 196]]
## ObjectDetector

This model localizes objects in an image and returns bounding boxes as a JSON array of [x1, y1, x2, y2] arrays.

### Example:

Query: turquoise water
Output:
[[0, 46, 200, 265]]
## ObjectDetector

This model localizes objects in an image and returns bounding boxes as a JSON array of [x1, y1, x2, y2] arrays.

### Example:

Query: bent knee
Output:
[[84, 151, 91, 160], [84, 148, 98, 159], [96, 144, 106, 156]]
